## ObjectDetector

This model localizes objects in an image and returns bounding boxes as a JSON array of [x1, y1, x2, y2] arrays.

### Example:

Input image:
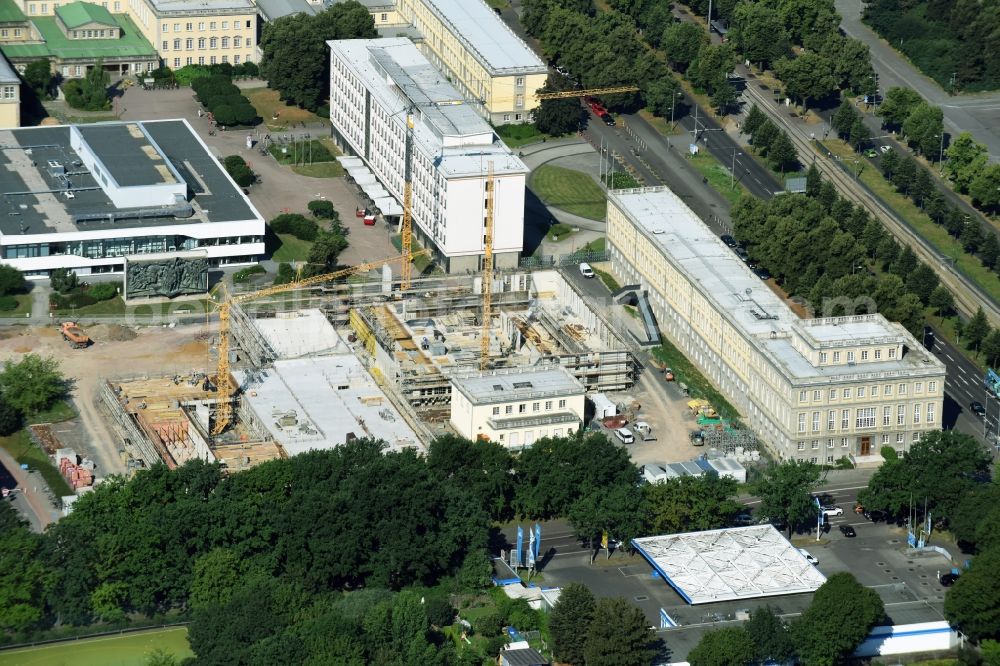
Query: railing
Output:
[[519, 250, 609, 269]]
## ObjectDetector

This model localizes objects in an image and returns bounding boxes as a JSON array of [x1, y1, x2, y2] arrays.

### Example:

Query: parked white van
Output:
[[579, 262, 595, 278]]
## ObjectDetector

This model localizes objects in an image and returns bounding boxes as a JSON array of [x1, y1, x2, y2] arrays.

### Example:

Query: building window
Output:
[[492, 407, 499, 416], [798, 390, 806, 402], [29, 4, 36, 13], [73, 64, 81, 76], [826, 455, 834, 463], [797, 441, 805, 451], [881, 434, 890, 444], [811, 440, 819, 450], [896, 432, 905, 444], [41, 3, 47, 11], [856, 408, 876, 429], [515, 113, 522, 121], [234, 55, 240, 63], [861, 350, 868, 360], [841, 409, 849, 429], [915, 382, 923, 393], [210, 55, 216, 64], [532, 402, 539, 412], [820, 352, 828, 363], [897, 404, 905, 425], [516, 76, 524, 86], [829, 389, 837, 400], [874, 349, 881, 359], [222, 55, 228, 63], [558, 399, 566, 408], [209, 36, 217, 48], [185, 38, 192, 49], [871, 385, 878, 397], [898, 383, 907, 395], [209, 21, 216, 29], [798, 413, 806, 433], [1, 29, 8, 37], [927, 403, 935, 424], [505, 405, 512, 415], [858, 386, 865, 398], [913, 432, 921, 442], [1, 86, 14, 100], [843, 388, 851, 399], [882, 406, 891, 426], [928, 381, 937, 393], [913, 403, 921, 424], [234, 36, 241, 47], [842, 437, 850, 448], [222, 20, 228, 28], [246, 19, 251, 27], [885, 384, 892, 396], [810, 457, 818, 464], [847, 351, 855, 363], [380, 12, 387, 20], [185, 22, 192, 31], [827, 438, 835, 449], [173, 57, 180, 67], [827, 410, 835, 430], [812, 411, 820, 432], [503, 113, 510, 122], [162, 40, 168, 49], [833, 351, 841, 363], [197, 21, 204, 30], [812, 390, 820, 401], [518, 404, 526, 413], [197, 37, 205, 49], [221, 36, 228, 48], [544, 400, 552, 410], [889, 348, 897, 358], [186, 57, 192, 65], [173, 38, 180, 49]]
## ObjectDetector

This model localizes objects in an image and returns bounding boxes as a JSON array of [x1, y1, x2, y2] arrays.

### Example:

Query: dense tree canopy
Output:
[[260, 1, 377, 111], [583, 597, 657, 666], [791, 572, 884, 665], [751, 460, 821, 536], [549, 583, 595, 666]]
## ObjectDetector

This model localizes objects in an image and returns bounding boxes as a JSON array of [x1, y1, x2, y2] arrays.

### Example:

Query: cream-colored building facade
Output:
[[607, 187, 946, 463], [450, 367, 585, 448], [123, 0, 257, 69], [0, 53, 18, 127], [393, 0, 547, 125]]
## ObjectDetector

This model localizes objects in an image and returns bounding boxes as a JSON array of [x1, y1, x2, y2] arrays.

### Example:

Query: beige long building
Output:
[[125, 0, 258, 69], [607, 187, 946, 463], [393, 0, 547, 125]]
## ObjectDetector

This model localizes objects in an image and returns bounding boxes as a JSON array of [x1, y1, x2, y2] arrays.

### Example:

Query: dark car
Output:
[[864, 509, 888, 522], [735, 247, 750, 262], [720, 234, 738, 248], [970, 401, 987, 418], [839, 525, 856, 537], [754, 267, 771, 281], [940, 572, 960, 587]]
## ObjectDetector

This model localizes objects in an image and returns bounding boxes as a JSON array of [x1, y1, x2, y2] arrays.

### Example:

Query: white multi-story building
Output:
[[328, 37, 527, 273], [607, 187, 946, 463], [392, 0, 548, 125], [0, 119, 264, 276], [449, 367, 585, 448]]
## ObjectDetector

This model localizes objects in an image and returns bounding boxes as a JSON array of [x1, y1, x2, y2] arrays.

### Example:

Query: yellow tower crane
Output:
[[533, 85, 640, 101], [480, 161, 495, 371], [211, 250, 428, 435], [400, 113, 415, 291]]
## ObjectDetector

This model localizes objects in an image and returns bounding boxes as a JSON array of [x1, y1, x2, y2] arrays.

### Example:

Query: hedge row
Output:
[[193, 75, 257, 127], [269, 214, 318, 241]]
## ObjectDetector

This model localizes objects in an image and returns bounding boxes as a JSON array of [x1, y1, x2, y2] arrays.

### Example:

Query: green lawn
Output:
[[270, 233, 313, 263], [652, 337, 741, 422], [52, 297, 126, 316], [529, 164, 607, 221], [0, 627, 193, 666], [30, 399, 76, 425], [128, 300, 211, 317], [687, 151, 747, 207], [594, 268, 620, 292], [292, 162, 344, 178], [495, 123, 553, 148], [245, 87, 325, 130], [0, 294, 34, 318], [821, 139, 1000, 307]]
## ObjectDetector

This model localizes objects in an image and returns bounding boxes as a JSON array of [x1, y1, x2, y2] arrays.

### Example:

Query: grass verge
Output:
[[529, 164, 607, 221], [52, 298, 126, 316], [30, 399, 76, 425], [245, 87, 324, 130], [0, 430, 73, 497], [638, 108, 680, 136], [821, 139, 1000, 306], [270, 233, 313, 263], [495, 123, 553, 148], [547, 222, 575, 241], [594, 268, 620, 292], [651, 337, 741, 422], [292, 162, 344, 178], [0, 626, 193, 666], [686, 151, 748, 207], [0, 294, 33, 318]]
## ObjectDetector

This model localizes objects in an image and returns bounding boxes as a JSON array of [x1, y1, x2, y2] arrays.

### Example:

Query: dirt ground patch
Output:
[[0, 322, 217, 477]]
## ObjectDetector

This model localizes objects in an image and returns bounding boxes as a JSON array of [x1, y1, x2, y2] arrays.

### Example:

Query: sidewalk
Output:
[[0, 445, 60, 531]]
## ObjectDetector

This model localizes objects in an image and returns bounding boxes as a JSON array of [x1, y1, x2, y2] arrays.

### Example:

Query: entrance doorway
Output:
[[860, 436, 871, 456]]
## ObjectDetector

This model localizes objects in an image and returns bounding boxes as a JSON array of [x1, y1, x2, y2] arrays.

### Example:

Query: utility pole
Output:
[[938, 132, 946, 174], [731, 147, 742, 189]]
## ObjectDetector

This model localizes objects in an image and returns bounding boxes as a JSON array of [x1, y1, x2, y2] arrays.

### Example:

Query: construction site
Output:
[[96, 266, 639, 472]]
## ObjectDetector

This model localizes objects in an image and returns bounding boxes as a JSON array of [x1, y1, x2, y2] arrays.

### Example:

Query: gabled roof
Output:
[[56, 2, 117, 29]]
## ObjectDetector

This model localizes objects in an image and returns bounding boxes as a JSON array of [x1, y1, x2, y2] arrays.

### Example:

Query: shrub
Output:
[[211, 104, 236, 127], [476, 612, 504, 637], [232, 103, 257, 126], [424, 597, 456, 627], [235, 61, 259, 77], [86, 282, 118, 301], [50, 267, 78, 294], [233, 265, 266, 283], [224, 155, 248, 171], [0, 396, 21, 435], [273, 262, 295, 285], [308, 200, 337, 219], [68, 293, 96, 308], [223, 155, 254, 187], [174, 64, 213, 86], [0, 264, 25, 296], [0, 295, 17, 311], [270, 214, 318, 241]]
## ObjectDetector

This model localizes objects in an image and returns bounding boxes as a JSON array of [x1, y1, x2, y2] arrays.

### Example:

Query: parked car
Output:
[[864, 148, 878, 158], [864, 509, 888, 522], [821, 505, 844, 517], [798, 548, 818, 565], [940, 572, 960, 587], [579, 262, 595, 279], [615, 427, 635, 444], [753, 267, 771, 280], [880, 145, 892, 154], [839, 525, 857, 537], [735, 247, 750, 262], [970, 401, 987, 418], [720, 234, 738, 248], [689, 430, 705, 446], [733, 512, 754, 526]]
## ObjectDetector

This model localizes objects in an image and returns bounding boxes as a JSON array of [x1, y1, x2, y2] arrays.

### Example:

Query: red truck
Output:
[[584, 97, 616, 126]]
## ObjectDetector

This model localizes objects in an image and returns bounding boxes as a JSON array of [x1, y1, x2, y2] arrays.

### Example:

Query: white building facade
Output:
[[450, 367, 585, 448], [607, 187, 946, 463], [0, 119, 264, 276], [328, 37, 527, 273]]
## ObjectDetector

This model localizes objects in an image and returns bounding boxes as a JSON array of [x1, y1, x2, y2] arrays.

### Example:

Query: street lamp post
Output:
[[668, 91, 683, 148], [731, 148, 742, 189], [937, 133, 946, 174]]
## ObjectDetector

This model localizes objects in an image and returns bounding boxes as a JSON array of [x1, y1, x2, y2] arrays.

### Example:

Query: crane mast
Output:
[[400, 113, 415, 291], [480, 161, 495, 371]]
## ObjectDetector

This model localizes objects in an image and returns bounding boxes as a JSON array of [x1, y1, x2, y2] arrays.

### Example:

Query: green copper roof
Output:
[[1, 14, 156, 60], [55, 2, 117, 29], [0, 0, 27, 24]]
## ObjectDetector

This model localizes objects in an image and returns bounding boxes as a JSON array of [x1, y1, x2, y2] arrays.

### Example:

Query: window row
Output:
[[819, 347, 897, 364], [798, 381, 938, 403], [491, 399, 568, 416], [162, 35, 246, 50], [797, 403, 936, 433], [166, 20, 253, 32]]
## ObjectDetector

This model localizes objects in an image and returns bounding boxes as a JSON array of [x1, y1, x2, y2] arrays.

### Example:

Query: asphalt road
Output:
[[834, 0, 1000, 160], [926, 324, 1000, 445]]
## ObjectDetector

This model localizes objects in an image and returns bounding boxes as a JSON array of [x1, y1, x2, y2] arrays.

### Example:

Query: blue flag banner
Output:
[[515, 526, 524, 569], [534, 523, 542, 561]]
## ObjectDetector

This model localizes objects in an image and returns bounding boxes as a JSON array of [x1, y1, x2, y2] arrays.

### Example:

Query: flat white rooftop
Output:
[[450, 366, 584, 405], [252, 309, 349, 359], [632, 525, 827, 605], [329, 38, 527, 179], [610, 187, 944, 383], [415, 0, 547, 74], [148, 0, 253, 12], [235, 357, 421, 456]]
